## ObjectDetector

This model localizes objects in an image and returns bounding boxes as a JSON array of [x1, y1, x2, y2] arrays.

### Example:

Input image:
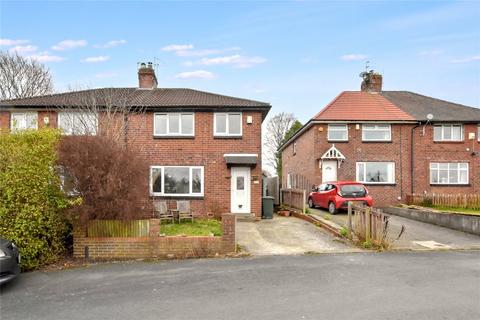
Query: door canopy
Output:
[[320, 144, 345, 168]]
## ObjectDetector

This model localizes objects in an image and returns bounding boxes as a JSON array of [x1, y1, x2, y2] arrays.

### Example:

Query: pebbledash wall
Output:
[[0, 110, 264, 219], [73, 214, 236, 259], [282, 123, 480, 207]]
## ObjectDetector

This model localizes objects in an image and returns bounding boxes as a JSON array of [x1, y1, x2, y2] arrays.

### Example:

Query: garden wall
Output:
[[384, 207, 480, 236], [73, 214, 236, 259]]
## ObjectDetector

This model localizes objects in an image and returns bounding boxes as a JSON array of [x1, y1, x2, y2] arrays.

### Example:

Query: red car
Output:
[[308, 181, 373, 214]]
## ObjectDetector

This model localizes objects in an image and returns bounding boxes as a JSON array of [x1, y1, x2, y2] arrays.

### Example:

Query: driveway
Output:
[[310, 208, 480, 250], [1, 252, 480, 320], [236, 215, 357, 255]]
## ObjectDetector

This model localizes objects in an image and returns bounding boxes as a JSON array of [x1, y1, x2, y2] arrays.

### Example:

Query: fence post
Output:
[[365, 207, 371, 242], [302, 190, 306, 214], [347, 202, 353, 238]]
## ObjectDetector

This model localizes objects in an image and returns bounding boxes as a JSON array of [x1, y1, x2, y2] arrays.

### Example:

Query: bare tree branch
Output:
[[0, 51, 53, 100]]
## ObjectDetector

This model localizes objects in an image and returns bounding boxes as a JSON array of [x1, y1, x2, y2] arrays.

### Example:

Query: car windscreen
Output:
[[340, 185, 366, 197]]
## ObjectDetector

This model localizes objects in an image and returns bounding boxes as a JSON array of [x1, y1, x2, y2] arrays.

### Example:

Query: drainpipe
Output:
[[410, 122, 421, 195]]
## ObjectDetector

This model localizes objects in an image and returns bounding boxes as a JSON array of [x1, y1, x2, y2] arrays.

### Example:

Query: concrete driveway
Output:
[[310, 208, 480, 250], [236, 215, 357, 255]]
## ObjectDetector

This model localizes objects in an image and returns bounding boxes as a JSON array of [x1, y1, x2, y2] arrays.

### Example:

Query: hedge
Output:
[[0, 129, 70, 270]]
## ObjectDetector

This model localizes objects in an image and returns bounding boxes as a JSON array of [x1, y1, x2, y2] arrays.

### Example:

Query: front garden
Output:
[[160, 219, 223, 236]]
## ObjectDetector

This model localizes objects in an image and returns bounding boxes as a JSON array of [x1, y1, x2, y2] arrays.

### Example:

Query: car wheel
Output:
[[308, 198, 315, 208], [328, 202, 338, 215]]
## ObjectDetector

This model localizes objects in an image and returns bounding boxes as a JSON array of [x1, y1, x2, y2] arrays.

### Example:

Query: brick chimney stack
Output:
[[360, 70, 382, 92], [138, 62, 158, 89]]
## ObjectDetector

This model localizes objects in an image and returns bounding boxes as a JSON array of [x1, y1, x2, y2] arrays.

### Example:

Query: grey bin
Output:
[[262, 196, 275, 219]]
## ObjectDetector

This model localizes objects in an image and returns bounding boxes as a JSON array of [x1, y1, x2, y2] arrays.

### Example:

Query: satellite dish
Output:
[[426, 114, 434, 120]]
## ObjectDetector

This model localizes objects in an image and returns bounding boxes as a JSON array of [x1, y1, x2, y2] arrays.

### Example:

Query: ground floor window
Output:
[[150, 166, 204, 196], [356, 162, 395, 184], [430, 162, 468, 185]]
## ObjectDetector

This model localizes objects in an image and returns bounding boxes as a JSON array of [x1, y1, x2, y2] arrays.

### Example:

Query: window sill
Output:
[[150, 194, 204, 199], [361, 140, 392, 143], [327, 140, 349, 143], [433, 141, 465, 144], [214, 135, 243, 139], [430, 184, 470, 187], [153, 135, 195, 139]]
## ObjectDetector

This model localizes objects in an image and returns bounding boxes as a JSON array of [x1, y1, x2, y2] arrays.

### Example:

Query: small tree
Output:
[[0, 129, 69, 270], [277, 120, 302, 177], [263, 113, 301, 177], [0, 51, 53, 100]]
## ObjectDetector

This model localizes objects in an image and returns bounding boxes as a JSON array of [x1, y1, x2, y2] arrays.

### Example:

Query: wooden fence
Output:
[[281, 188, 306, 213], [406, 193, 480, 210], [87, 220, 150, 237], [348, 203, 390, 246]]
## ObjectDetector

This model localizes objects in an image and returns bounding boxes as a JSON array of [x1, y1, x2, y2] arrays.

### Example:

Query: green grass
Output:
[[430, 206, 480, 216], [160, 219, 223, 236]]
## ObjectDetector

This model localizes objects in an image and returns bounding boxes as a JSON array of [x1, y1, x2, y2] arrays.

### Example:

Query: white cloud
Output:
[[340, 54, 368, 61], [93, 40, 127, 48], [27, 54, 65, 62], [82, 55, 110, 63], [175, 70, 215, 80], [451, 55, 480, 64], [199, 54, 266, 68], [161, 44, 194, 52], [0, 39, 29, 46], [95, 72, 117, 78], [52, 39, 87, 51], [8, 45, 38, 54]]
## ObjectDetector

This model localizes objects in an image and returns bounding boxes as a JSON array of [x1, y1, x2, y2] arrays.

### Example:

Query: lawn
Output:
[[160, 219, 223, 236], [430, 206, 480, 216]]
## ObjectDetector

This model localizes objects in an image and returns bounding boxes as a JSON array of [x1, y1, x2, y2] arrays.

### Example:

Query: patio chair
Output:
[[177, 200, 194, 223], [153, 200, 174, 224]]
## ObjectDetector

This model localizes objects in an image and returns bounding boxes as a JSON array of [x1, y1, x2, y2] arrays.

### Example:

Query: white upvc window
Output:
[[477, 125, 479, 142], [150, 166, 204, 197], [58, 111, 98, 135], [430, 162, 469, 185], [362, 124, 391, 141], [356, 162, 395, 184], [328, 124, 348, 141], [214, 112, 242, 136], [10, 112, 38, 131], [154, 113, 194, 136], [433, 124, 463, 141], [293, 142, 297, 155]]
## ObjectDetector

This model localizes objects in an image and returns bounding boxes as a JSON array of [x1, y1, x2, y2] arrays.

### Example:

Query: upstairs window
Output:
[[430, 162, 468, 185], [154, 113, 194, 136], [293, 142, 297, 155], [328, 124, 348, 141], [433, 124, 463, 141], [11, 112, 38, 131], [477, 125, 479, 142], [214, 113, 242, 136], [58, 111, 98, 135], [150, 166, 204, 197], [362, 124, 391, 141]]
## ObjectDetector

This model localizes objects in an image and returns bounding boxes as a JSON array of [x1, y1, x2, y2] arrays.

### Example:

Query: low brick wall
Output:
[[384, 207, 480, 236], [73, 214, 236, 259]]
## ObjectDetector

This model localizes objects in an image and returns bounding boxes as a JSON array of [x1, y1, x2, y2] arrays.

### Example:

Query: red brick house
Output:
[[0, 64, 271, 218], [280, 72, 480, 207]]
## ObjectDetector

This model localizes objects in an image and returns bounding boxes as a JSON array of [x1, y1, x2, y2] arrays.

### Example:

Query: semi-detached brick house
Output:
[[280, 72, 480, 207], [0, 64, 271, 219]]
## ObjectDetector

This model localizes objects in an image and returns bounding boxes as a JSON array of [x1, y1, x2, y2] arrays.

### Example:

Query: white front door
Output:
[[322, 160, 337, 182], [231, 167, 251, 213]]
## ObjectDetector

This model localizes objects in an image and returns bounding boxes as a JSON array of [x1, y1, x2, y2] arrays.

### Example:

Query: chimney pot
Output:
[[138, 62, 158, 89], [361, 71, 382, 92]]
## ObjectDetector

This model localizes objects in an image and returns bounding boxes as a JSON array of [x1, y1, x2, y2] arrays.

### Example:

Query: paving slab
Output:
[[310, 207, 480, 250], [236, 215, 358, 255]]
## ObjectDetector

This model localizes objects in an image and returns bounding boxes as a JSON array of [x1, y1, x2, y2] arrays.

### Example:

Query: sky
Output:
[[0, 0, 479, 123]]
